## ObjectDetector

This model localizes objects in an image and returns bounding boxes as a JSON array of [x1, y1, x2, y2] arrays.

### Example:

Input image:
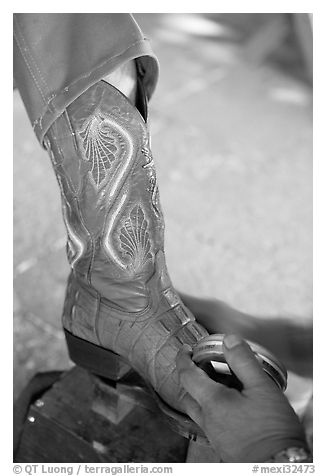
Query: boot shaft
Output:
[[44, 81, 167, 313]]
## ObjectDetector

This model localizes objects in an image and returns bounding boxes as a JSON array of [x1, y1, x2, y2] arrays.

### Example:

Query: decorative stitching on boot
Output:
[[142, 135, 161, 217], [119, 203, 153, 274], [103, 190, 129, 269], [77, 110, 133, 190], [62, 202, 84, 268]]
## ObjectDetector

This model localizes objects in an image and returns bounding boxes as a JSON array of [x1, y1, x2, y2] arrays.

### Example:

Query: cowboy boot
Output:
[[43, 75, 209, 424]]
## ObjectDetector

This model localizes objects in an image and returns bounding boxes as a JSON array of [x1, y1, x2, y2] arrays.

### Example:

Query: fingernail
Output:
[[223, 334, 243, 349]]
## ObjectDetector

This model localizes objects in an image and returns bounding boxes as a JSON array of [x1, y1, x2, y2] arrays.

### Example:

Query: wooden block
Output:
[[92, 377, 137, 425], [15, 366, 188, 463]]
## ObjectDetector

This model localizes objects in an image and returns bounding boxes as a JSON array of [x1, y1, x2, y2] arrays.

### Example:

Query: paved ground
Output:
[[13, 14, 312, 415]]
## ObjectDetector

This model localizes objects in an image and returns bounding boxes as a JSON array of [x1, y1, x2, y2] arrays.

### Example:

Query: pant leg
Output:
[[13, 13, 159, 146]]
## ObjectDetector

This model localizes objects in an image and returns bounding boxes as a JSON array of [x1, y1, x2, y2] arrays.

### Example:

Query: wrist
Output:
[[266, 446, 312, 463], [251, 437, 309, 463]]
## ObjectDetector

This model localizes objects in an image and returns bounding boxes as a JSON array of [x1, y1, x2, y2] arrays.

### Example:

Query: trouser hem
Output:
[[33, 40, 158, 146]]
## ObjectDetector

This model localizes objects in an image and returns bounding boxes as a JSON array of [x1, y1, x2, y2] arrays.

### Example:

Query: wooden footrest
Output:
[[14, 366, 188, 463]]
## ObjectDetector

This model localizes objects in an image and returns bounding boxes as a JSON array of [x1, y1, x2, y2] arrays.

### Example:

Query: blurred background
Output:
[[13, 13, 312, 420]]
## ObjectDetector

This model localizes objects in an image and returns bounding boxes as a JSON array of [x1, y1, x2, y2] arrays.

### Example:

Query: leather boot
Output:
[[43, 78, 209, 426]]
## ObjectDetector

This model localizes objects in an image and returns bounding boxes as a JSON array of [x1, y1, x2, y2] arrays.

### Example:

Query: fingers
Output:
[[223, 334, 272, 390], [176, 345, 220, 405]]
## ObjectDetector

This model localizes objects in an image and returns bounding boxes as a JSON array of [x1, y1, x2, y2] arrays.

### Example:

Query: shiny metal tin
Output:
[[192, 334, 287, 391]]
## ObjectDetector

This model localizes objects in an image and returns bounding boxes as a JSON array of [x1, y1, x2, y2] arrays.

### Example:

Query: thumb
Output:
[[222, 334, 272, 390]]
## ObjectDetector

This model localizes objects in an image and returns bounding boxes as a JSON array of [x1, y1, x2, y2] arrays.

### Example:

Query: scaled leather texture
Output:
[[44, 81, 208, 413]]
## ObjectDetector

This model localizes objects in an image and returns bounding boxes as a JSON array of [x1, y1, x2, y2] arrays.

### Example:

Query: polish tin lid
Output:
[[192, 334, 287, 391]]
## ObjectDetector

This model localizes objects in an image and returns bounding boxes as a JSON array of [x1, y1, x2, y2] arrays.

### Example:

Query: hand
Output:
[[180, 293, 312, 377], [176, 334, 308, 462]]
